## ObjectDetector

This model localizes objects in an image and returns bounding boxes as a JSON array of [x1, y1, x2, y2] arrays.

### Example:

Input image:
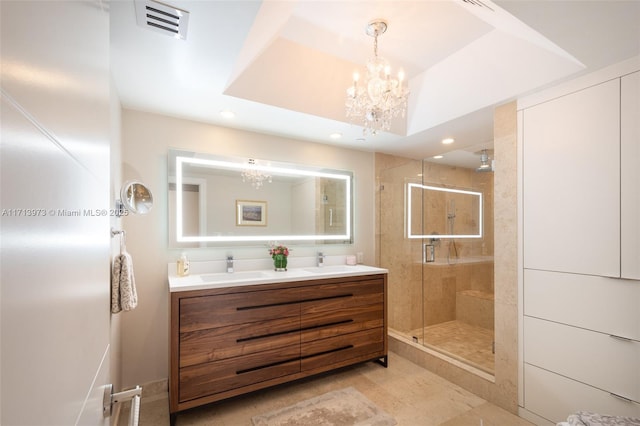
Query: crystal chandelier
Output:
[[346, 20, 409, 136], [241, 159, 272, 189]]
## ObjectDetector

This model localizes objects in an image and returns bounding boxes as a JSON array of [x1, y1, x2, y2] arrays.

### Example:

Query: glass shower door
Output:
[[377, 159, 424, 345], [378, 154, 495, 375]]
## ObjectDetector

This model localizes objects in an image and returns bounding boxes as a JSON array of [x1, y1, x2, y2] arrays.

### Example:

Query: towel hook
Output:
[[111, 228, 127, 253], [111, 228, 126, 238]]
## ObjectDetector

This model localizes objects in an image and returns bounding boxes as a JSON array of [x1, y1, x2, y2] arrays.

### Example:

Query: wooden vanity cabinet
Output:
[[169, 273, 387, 420]]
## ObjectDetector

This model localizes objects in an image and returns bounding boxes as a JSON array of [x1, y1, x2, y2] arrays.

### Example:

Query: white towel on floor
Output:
[[111, 252, 138, 313]]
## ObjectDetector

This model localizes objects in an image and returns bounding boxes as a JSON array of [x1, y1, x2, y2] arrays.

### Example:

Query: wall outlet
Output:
[[356, 252, 364, 264]]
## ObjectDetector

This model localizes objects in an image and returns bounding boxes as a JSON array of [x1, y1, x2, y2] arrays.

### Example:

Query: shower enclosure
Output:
[[377, 154, 495, 375]]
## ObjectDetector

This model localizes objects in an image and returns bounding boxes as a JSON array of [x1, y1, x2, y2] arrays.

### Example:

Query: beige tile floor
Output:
[[120, 351, 531, 426], [409, 320, 495, 375]]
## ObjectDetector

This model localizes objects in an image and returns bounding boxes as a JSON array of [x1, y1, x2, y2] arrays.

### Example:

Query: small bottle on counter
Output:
[[177, 253, 190, 277]]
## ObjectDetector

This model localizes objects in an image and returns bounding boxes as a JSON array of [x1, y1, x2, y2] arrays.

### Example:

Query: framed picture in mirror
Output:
[[236, 200, 267, 226]]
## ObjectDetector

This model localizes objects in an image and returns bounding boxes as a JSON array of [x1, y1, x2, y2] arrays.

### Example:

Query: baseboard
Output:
[[139, 378, 168, 403]]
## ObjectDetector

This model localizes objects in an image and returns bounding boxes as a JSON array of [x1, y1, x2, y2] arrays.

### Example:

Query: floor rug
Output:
[[251, 387, 397, 426]]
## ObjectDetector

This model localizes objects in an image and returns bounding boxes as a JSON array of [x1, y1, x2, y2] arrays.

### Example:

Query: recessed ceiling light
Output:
[[220, 110, 235, 119], [433, 155, 444, 159], [329, 132, 342, 140], [442, 138, 454, 145]]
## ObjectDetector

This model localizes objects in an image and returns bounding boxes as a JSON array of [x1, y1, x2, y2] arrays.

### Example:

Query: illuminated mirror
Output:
[[407, 183, 482, 239], [168, 149, 353, 247]]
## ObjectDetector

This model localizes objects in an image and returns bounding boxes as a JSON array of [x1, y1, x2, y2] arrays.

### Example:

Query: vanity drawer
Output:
[[524, 316, 640, 403], [300, 304, 383, 343], [299, 278, 384, 315], [180, 316, 301, 367], [179, 287, 301, 332], [179, 344, 301, 402], [300, 328, 384, 372]]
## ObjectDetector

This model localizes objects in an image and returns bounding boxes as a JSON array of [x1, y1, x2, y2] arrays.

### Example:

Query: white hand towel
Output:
[[111, 252, 138, 313]]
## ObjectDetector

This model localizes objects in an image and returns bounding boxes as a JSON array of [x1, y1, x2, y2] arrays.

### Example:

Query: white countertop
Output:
[[168, 264, 388, 292]]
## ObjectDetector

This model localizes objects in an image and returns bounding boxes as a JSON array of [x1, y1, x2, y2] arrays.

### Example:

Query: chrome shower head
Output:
[[476, 149, 493, 172]]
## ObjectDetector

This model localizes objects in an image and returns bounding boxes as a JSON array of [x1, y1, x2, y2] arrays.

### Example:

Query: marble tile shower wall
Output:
[[375, 153, 495, 335], [424, 262, 495, 329]]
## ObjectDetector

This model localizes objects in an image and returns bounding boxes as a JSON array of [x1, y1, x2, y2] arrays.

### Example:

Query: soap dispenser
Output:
[[177, 253, 190, 277]]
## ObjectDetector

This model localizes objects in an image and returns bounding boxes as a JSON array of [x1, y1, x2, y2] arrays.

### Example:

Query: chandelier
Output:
[[346, 19, 409, 136], [241, 159, 272, 189]]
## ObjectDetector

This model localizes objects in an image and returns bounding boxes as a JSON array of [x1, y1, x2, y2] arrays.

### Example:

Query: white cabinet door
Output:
[[622, 71, 640, 280], [523, 79, 621, 277]]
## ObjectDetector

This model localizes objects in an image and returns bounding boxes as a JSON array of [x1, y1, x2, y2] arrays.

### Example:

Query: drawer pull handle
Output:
[[236, 328, 300, 343], [236, 344, 356, 375], [301, 319, 353, 332], [236, 357, 299, 375], [609, 393, 634, 403], [299, 294, 353, 304], [236, 294, 353, 311], [237, 300, 299, 311], [609, 334, 632, 342], [301, 345, 354, 360], [235, 320, 354, 343]]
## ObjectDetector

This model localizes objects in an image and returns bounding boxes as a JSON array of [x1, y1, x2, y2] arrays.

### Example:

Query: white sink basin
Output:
[[200, 271, 268, 282], [303, 265, 356, 274]]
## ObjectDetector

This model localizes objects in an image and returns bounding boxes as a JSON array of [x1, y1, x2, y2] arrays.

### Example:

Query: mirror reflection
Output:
[[407, 183, 482, 239], [168, 149, 353, 247], [121, 181, 154, 215]]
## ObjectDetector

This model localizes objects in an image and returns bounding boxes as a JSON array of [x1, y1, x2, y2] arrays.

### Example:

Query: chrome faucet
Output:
[[226, 255, 234, 273], [317, 252, 326, 267]]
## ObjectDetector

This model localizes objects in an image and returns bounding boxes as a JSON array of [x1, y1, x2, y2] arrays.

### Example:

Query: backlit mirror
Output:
[[168, 149, 353, 247], [407, 183, 482, 239]]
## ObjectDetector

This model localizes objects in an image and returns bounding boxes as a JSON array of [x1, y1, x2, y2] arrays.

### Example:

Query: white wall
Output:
[[120, 109, 376, 388], [0, 1, 112, 424]]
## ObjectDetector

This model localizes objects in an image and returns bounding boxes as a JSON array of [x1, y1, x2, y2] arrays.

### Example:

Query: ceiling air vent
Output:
[[134, 0, 190, 40], [461, 0, 494, 12]]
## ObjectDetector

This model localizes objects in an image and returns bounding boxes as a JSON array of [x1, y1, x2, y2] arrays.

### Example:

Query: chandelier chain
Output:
[[373, 32, 378, 58]]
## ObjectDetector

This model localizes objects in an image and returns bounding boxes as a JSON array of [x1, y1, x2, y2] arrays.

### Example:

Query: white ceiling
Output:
[[110, 0, 640, 168]]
